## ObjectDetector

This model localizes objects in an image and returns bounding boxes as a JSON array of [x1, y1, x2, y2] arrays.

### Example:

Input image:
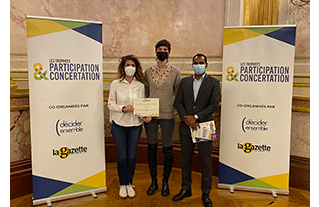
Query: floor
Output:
[[10, 163, 310, 207]]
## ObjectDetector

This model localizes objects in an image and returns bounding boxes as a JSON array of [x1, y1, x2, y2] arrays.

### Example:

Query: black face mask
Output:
[[156, 52, 168, 61]]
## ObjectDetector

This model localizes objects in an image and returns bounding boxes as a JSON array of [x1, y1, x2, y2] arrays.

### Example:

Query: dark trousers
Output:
[[180, 134, 212, 195], [144, 118, 175, 182], [144, 118, 175, 147]]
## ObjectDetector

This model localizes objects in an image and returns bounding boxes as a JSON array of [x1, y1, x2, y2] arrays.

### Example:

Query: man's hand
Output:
[[190, 122, 200, 131], [184, 115, 197, 126], [184, 115, 200, 131]]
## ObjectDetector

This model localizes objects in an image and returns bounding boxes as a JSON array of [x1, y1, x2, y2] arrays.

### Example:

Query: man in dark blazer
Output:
[[172, 54, 220, 207]]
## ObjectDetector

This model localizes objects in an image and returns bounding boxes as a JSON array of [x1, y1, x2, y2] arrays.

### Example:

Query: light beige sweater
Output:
[[145, 64, 181, 119]]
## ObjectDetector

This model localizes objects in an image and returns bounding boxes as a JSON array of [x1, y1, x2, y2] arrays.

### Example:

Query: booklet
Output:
[[190, 120, 217, 143]]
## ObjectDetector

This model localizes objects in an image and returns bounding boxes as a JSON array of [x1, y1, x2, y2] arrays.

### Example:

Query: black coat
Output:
[[174, 74, 220, 135]]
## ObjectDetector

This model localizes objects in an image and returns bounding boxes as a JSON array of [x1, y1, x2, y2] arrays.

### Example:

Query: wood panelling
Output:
[[10, 137, 310, 199], [289, 155, 310, 191], [10, 159, 33, 199]]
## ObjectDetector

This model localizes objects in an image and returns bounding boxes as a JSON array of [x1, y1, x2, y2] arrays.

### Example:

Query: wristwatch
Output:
[[194, 114, 198, 119]]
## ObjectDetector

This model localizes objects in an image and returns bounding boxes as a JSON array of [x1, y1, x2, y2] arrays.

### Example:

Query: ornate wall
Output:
[[10, 0, 224, 58]]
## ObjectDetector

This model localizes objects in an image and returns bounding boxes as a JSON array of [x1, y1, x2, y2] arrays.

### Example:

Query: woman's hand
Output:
[[122, 104, 134, 112], [142, 116, 152, 123]]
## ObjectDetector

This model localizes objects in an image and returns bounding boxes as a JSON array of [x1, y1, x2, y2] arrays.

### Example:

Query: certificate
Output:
[[133, 98, 159, 117], [191, 120, 217, 143]]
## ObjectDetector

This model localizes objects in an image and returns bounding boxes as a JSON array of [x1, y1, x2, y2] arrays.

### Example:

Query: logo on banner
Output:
[[33, 63, 49, 80], [242, 117, 268, 133], [32, 59, 101, 81], [56, 119, 84, 136], [49, 58, 101, 81], [237, 142, 271, 153], [225, 63, 291, 83], [53, 146, 88, 159], [226, 66, 239, 81]]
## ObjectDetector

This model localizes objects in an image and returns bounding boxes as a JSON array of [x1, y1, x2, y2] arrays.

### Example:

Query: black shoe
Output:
[[146, 181, 158, 195], [172, 189, 192, 201], [161, 181, 170, 196], [202, 194, 212, 207]]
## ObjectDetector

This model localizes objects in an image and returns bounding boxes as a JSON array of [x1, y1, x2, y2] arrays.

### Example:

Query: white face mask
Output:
[[124, 66, 136, 76]]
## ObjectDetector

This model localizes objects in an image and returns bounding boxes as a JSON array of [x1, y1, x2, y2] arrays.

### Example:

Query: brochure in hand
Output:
[[190, 120, 217, 143]]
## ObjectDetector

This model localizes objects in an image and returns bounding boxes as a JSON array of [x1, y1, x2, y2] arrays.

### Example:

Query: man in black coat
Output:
[[173, 53, 220, 207]]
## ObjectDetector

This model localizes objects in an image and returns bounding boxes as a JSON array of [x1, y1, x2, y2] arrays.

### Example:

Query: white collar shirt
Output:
[[108, 78, 145, 126], [193, 73, 206, 102]]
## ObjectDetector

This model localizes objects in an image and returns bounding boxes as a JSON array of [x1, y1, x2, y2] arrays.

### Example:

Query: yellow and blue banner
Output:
[[27, 16, 106, 205], [218, 26, 296, 195]]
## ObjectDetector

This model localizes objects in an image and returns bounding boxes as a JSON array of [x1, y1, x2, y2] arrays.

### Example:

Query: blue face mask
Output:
[[193, 64, 206, 75]]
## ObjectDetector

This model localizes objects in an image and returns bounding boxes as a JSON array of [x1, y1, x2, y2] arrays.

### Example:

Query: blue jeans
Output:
[[111, 121, 142, 185]]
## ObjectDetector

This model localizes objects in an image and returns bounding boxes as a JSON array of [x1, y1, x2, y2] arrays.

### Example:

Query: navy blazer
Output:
[[174, 74, 220, 135]]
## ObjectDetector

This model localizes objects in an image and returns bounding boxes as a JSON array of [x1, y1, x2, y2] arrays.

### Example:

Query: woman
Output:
[[144, 39, 181, 196], [108, 55, 151, 198]]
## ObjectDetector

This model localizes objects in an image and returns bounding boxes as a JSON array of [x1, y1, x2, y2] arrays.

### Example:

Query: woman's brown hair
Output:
[[117, 55, 146, 85]]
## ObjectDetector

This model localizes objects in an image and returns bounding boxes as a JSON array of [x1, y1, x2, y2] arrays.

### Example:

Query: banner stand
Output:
[[33, 187, 107, 206], [218, 184, 287, 196], [218, 25, 296, 196], [27, 15, 106, 206]]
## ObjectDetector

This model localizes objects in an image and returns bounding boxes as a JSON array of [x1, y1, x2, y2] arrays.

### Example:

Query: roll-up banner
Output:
[[26, 16, 106, 205], [218, 25, 296, 195]]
